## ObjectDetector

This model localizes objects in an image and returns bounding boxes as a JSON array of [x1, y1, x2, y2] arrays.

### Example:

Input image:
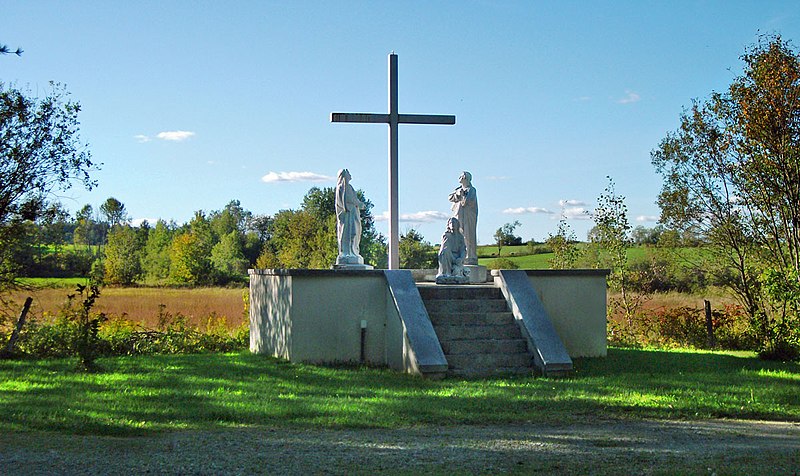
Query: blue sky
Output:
[[4, 1, 799, 245]]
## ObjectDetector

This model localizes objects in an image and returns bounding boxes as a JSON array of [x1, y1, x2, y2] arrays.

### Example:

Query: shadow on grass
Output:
[[0, 348, 797, 436]]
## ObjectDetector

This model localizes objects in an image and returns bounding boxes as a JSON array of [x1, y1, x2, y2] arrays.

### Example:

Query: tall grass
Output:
[[6, 286, 247, 329], [0, 348, 797, 436]]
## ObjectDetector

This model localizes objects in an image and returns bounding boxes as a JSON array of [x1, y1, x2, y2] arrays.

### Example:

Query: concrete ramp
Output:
[[384, 270, 448, 377], [495, 270, 573, 377]]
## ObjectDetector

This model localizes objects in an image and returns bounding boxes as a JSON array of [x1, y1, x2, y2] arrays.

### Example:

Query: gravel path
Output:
[[2, 420, 799, 475]]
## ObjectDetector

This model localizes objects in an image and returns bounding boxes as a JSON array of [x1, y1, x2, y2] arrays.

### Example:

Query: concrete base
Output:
[[465, 265, 488, 283], [333, 263, 374, 270]]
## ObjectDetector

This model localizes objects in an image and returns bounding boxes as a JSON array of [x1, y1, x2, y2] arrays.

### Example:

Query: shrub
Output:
[[486, 258, 519, 270]]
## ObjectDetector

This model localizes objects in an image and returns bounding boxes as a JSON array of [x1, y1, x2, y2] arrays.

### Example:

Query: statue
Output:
[[335, 168, 365, 266], [436, 217, 469, 284], [448, 171, 478, 265]]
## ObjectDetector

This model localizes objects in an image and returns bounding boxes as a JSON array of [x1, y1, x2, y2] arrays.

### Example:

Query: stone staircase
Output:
[[417, 284, 531, 377]]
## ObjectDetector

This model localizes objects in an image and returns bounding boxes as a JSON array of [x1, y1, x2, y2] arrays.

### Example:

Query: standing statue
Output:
[[335, 168, 365, 265], [436, 217, 468, 284], [448, 171, 478, 265]]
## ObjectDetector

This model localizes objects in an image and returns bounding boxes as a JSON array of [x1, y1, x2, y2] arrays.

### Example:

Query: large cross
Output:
[[331, 53, 456, 270]]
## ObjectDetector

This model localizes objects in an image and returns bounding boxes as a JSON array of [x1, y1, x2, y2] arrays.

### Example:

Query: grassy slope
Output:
[[1, 348, 797, 436]]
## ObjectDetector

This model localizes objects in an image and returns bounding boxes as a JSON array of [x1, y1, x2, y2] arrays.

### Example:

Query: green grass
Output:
[[1, 348, 798, 436], [17, 277, 91, 288]]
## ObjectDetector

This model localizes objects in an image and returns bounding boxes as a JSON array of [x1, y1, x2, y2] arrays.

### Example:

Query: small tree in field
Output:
[[493, 220, 521, 256], [547, 215, 579, 269]]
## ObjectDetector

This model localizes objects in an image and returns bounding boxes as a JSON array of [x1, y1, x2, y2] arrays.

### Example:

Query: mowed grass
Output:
[[1, 348, 797, 436], [6, 285, 248, 329]]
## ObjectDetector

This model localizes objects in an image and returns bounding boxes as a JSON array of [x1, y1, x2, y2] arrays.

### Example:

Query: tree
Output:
[[100, 197, 127, 227], [0, 44, 23, 56], [493, 220, 522, 256], [1, 82, 96, 289], [590, 177, 640, 330], [210, 231, 248, 281], [103, 225, 143, 285], [399, 229, 437, 269], [547, 215, 579, 269], [652, 35, 800, 359], [141, 219, 174, 282]]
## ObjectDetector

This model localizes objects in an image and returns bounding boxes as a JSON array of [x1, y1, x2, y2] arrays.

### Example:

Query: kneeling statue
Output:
[[436, 217, 469, 284]]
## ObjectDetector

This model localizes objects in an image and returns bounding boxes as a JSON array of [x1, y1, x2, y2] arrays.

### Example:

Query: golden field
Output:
[[5, 286, 248, 330]]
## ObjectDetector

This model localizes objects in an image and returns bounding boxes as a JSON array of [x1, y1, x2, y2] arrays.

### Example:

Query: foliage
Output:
[[0, 82, 97, 290], [399, 228, 437, 269], [546, 215, 579, 269], [99, 197, 127, 227], [493, 220, 522, 256], [103, 226, 143, 285], [652, 35, 800, 359], [486, 257, 519, 270]]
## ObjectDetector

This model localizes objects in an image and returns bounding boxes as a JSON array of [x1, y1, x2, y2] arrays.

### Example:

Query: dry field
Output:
[[5, 286, 248, 330]]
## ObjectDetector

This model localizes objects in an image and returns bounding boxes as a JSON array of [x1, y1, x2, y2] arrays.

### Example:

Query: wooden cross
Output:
[[331, 53, 456, 270]]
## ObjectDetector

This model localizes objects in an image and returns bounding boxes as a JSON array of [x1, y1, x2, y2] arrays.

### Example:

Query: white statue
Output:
[[436, 217, 469, 284], [335, 168, 365, 265], [448, 171, 478, 265]]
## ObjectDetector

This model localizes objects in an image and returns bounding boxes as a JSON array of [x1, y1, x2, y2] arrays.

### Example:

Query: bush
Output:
[[486, 258, 519, 270]]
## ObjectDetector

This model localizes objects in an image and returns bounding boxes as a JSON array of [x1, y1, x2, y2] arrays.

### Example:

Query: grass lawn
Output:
[[1, 348, 798, 437]]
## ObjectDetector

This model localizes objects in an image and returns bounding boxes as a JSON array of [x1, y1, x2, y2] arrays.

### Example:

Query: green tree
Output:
[[99, 197, 128, 228], [493, 220, 522, 256], [652, 35, 800, 359], [210, 231, 248, 280], [547, 215, 579, 269], [1, 82, 97, 289], [141, 219, 174, 282], [169, 232, 209, 285], [103, 225, 143, 285], [399, 229, 437, 269]]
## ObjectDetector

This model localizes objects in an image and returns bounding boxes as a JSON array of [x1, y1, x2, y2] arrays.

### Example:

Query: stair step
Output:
[[446, 352, 532, 370], [417, 285, 503, 300], [434, 324, 522, 341], [429, 311, 515, 327], [440, 338, 528, 355], [423, 299, 508, 314]]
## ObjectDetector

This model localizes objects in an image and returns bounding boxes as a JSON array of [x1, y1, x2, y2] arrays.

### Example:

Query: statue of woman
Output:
[[335, 168, 365, 265], [448, 171, 478, 265]]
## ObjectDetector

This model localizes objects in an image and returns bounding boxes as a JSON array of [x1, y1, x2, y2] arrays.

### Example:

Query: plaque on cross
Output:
[[331, 53, 456, 270]]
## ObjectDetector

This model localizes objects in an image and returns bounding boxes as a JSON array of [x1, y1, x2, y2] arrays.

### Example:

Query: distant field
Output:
[[6, 285, 248, 330]]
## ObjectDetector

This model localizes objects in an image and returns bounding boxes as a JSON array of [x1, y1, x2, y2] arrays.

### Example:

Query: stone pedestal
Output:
[[465, 265, 488, 284]]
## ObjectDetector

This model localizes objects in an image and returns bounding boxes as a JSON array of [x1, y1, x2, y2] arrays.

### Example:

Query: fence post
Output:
[[704, 299, 716, 348], [4, 297, 33, 355]]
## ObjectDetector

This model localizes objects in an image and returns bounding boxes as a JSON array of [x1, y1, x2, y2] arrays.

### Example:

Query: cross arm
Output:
[[398, 114, 456, 125], [331, 112, 390, 123]]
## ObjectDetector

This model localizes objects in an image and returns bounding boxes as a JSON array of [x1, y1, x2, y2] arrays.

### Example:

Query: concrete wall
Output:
[[249, 269, 389, 364], [523, 270, 608, 357]]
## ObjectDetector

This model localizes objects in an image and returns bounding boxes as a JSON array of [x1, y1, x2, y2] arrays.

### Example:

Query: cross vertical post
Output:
[[331, 53, 455, 269], [388, 54, 400, 270]]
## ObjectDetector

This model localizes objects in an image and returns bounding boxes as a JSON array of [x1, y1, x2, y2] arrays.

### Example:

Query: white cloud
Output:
[[502, 207, 554, 215], [636, 215, 659, 223], [156, 130, 196, 141], [558, 199, 586, 207], [563, 207, 591, 220], [261, 171, 333, 183], [375, 211, 450, 222], [134, 134, 151, 143], [617, 90, 641, 104]]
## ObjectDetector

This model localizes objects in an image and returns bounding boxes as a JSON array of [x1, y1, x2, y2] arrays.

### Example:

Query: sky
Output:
[[3, 1, 800, 245]]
